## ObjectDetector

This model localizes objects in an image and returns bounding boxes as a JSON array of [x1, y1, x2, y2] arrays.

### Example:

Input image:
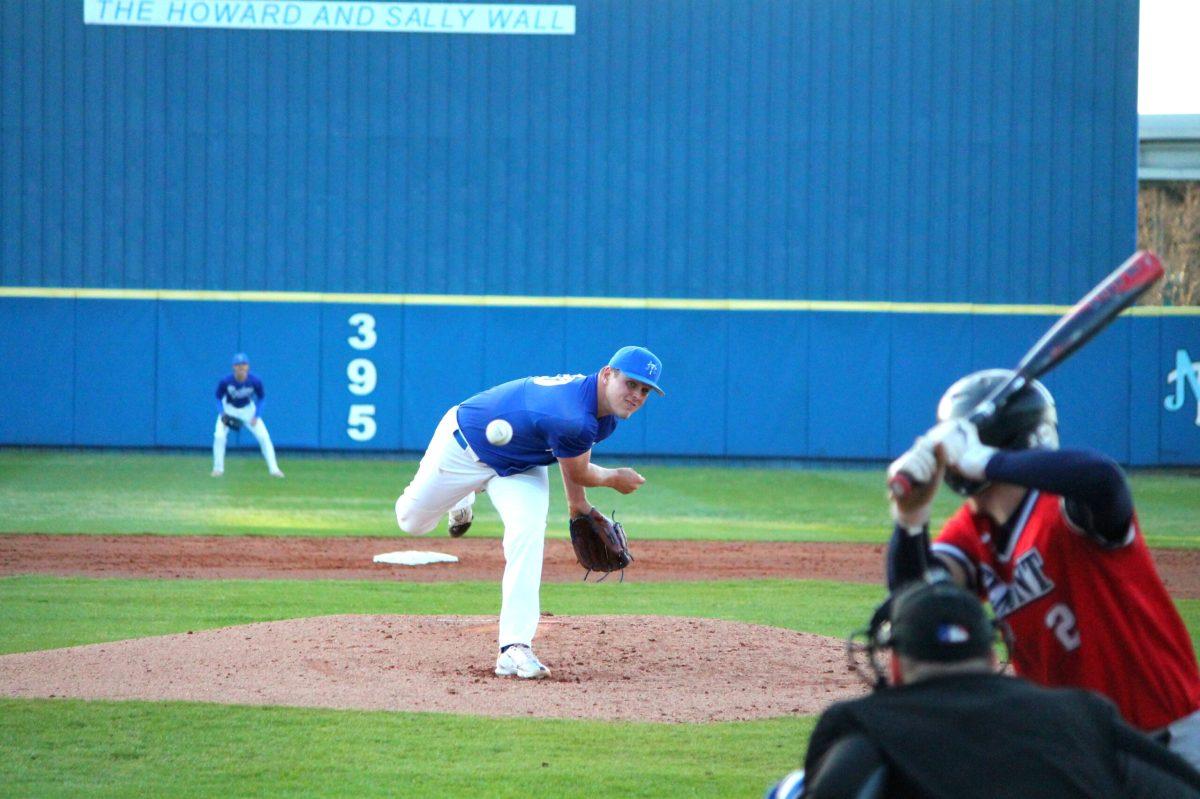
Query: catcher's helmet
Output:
[[936, 369, 1058, 495], [847, 570, 1009, 690], [886, 577, 994, 663]]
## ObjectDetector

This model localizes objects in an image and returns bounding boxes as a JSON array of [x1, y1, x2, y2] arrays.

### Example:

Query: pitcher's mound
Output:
[[0, 614, 867, 722]]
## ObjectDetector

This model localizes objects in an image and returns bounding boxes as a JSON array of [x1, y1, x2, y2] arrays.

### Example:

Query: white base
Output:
[[373, 550, 460, 566]]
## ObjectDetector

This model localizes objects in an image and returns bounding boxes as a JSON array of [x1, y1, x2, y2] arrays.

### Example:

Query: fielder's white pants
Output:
[[212, 401, 281, 474], [395, 406, 549, 650]]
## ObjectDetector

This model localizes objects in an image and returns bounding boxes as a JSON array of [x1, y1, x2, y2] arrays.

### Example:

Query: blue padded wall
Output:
[[2, 1, 1184, 463], [74, 300, 158, 446], [155, 302, 240, 447], [242, 304, 323, 449], [2, 298, 1192, 466], [0, 300, 77, 445], [808, 313, 890, 459]]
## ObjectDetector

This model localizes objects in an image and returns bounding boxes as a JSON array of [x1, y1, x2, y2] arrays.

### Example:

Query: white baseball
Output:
[[486, 419, 513, 446]]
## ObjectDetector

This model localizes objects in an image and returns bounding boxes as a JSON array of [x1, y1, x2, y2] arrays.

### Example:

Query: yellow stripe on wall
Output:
[[1, 286, 1197, 316]]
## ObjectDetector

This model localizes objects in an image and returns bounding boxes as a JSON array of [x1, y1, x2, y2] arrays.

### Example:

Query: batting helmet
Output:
[[936, 369, 1058, 495]]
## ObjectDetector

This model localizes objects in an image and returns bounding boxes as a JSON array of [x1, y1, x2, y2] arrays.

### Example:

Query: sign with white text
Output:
[[84, 0, 575, 35]]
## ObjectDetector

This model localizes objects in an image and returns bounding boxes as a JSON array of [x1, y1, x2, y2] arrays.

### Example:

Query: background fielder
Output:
[[212, 352, 284, 478], [394, 345, 664, 679]]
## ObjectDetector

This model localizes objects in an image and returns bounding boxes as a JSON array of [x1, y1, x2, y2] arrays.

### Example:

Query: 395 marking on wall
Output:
[[346, 312, 378, 442]]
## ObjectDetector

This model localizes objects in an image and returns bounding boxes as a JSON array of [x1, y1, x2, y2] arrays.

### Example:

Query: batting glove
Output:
[[887, 436, 937, 485], [932, 419, 996, 480], [887, 436, 938, 531]]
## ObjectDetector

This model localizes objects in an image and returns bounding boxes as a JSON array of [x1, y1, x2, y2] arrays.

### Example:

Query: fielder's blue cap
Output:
[[232, 352, 249, 365], [607, 346, 665, 396]]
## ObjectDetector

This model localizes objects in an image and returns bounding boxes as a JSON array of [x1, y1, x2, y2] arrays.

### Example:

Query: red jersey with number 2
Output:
[[933, 490, 1200, 732]]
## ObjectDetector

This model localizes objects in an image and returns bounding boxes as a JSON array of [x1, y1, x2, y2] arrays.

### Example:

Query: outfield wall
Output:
[[5, 1, 1197, 464], [3, 0, 1138, 303], [3, 294, 1197, 465]]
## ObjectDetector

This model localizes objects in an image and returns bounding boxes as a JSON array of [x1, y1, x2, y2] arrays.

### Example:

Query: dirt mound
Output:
[[0, 614, 867, 723]]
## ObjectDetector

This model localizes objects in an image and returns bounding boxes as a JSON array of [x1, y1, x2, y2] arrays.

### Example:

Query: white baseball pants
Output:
[[212, 401, 281, 474], [395, 406, 549, 649]]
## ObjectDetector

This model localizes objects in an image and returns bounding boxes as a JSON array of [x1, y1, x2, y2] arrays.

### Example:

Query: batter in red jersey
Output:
[[886, 369, 1200, 770]]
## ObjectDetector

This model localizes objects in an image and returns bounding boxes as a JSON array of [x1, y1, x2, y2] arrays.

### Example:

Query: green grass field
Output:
[[1, 450, 1198, 797], [2, 450, 1198, 545]]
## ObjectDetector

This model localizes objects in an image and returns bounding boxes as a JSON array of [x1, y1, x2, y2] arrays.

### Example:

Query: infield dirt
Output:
[[3, 535, 1199, 597]]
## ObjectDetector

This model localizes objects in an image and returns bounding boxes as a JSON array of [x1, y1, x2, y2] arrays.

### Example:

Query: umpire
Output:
[[779, 576, 1200, 799]]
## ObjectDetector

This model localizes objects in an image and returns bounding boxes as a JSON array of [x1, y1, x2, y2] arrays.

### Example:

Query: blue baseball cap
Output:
[[607, 346, 665, 395], [232, 352, 249, 365]]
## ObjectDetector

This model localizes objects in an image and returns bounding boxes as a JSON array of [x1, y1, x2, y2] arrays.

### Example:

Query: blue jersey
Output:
[[215, 374, 266, 412], [456, 373, 617, 477]]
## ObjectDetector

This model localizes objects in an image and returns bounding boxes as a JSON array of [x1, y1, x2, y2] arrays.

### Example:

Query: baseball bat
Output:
[[888, 249, 1165, 500]]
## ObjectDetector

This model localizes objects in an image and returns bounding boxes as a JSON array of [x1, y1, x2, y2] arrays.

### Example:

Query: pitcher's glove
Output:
[[220, 413, 243, 430], [569, 508, 633, 581]]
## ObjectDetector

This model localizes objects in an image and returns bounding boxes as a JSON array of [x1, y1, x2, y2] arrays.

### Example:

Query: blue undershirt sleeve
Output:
[[985, 449, 1133, 544]]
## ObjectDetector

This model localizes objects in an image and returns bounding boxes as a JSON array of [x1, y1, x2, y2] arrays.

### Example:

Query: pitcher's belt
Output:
[[452, 429, 480, 461]]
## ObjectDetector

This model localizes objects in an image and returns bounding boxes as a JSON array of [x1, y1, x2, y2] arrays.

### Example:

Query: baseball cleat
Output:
[[494, 644, 550, 679], [211, 470, 223, 477], [269, 469, 285, 478], [448, 506, 473, 538]]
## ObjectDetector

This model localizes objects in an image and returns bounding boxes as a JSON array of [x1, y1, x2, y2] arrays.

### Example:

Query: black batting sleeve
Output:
[[986, 448, 1133, 545], [886, 525, 931, 591]]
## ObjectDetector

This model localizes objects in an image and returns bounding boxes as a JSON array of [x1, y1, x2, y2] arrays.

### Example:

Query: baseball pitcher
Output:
[[394, 345, 663, 679]]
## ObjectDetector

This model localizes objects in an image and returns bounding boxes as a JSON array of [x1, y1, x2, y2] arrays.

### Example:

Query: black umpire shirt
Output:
[[803, 673, 1200, 799]]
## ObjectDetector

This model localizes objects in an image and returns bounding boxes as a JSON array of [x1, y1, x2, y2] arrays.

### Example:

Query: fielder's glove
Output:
[[569, 507, 633, 581], [221, 413, 243, 431]]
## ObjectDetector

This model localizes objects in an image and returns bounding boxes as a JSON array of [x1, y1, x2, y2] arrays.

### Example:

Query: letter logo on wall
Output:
[[1164, 349, 1200, 427]]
